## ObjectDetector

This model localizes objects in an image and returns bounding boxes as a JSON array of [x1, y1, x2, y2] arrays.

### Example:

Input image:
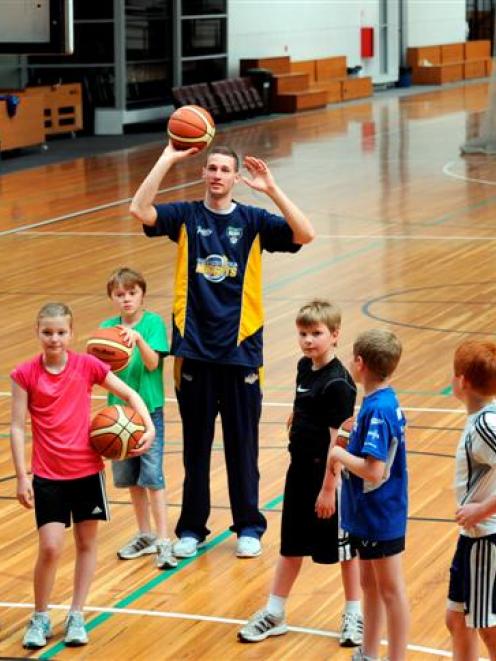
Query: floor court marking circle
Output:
[[0, 601, 463, 658], [443, 160, 496, 186]]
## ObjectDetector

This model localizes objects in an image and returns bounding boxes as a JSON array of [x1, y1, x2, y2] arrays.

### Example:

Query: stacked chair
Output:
[[172, 78, 265, 123]]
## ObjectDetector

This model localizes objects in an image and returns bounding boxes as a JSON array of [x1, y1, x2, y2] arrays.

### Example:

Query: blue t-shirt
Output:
[[341, 386, 408, 540], [144, 200, 300, 367]]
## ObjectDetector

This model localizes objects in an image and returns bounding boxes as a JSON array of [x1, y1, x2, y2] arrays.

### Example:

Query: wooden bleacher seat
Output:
[[240, 56, 327, 113], [289, 56, 373, 105], [240, 56, 291, 76], [273, 88, 328, 113], [315, 56, 372, 101], [241, 55, 373, 113], [408, 40, 491, 85]]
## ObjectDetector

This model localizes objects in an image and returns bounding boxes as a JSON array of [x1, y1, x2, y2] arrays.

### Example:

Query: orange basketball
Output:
[[86, 327, 132, 373], [167, 105, 215, 151], [336, 416, 355, 448], [90, 405, 146, 460]]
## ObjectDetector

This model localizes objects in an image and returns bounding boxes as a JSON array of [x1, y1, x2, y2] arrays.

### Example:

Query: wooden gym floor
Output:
[[0, 81, 495, 659]]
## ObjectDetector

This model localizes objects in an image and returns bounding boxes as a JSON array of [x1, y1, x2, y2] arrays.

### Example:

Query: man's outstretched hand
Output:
[[241, 156, 276, 194]]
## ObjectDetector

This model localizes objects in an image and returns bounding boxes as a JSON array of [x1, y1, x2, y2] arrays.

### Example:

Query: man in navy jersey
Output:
[[130, 142, 315, 559]]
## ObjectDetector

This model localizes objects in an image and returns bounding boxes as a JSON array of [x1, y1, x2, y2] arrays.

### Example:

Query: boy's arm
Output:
[[455, 496, 496, 529], [330, 445, 385, 483], [315, 428, 340, 519], [10, 381, 34, 509], [129, 142, 198, 226], [241, 157, 315, 245], [102, 372, 155, 455], [117, 326, 160, 371]]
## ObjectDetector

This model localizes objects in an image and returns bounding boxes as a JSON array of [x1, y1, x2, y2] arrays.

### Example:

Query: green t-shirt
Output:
[[100, 310, 169, 412]]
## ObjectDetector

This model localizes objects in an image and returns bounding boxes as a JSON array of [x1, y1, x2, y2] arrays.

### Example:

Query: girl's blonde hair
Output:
[[37, 302, 73, 326]]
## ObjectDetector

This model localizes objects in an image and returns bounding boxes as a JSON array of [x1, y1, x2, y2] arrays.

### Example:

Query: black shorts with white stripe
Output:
[[448, 533, 496, 629], [33, 471, 110, 529]]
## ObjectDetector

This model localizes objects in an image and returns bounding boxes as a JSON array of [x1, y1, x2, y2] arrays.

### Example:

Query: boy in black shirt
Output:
[[238, 300, 362, 647]]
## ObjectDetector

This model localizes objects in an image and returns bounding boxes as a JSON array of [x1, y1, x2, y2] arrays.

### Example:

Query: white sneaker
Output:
[[64, 611, 88, 647], [352, 648, 380, 661], [156, 540, 178, 569], [117, 533, 157, 559], [238, 609, 288, 642], [340, 611, 363, 647], [173, 536, 201, 558], [236, 536, 262, 558], [23, 613, 53, 649]]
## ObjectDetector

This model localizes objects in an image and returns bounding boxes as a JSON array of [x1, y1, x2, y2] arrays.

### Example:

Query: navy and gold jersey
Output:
[[144, 200, 300, 366]]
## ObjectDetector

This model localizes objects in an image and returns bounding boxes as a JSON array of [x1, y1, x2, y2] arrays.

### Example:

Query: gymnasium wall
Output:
[[405, 0, 466, 47], [229, 0, 467, 84]]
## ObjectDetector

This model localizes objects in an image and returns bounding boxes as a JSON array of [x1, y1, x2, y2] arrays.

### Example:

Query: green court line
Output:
[[440, 385, 453, 396], [39, 494, 284, 659], [425, 192, 496, 226]]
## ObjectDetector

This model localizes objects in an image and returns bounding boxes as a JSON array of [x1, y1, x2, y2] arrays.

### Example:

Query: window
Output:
[[182, 0, 226, 15], [182, 18, 226, 57]]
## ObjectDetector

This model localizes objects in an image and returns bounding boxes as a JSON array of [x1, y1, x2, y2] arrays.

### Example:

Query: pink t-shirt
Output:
[[10, 350, 110, 480]]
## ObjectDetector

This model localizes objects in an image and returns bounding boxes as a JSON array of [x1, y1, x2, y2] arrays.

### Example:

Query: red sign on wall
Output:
[[361, 27, 374, 58]]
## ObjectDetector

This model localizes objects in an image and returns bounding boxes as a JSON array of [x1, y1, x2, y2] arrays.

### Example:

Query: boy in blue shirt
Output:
[[329, 328, 409, 661]]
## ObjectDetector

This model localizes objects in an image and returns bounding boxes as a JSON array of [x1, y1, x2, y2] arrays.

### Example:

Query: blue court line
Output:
[[39, 493, 284, 659]]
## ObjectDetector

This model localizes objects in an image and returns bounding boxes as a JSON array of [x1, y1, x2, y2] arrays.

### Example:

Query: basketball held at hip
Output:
[[90, 405, 146, 460]]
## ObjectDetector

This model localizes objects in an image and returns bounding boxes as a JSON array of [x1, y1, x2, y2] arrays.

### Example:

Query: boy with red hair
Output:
[[446, 340, 496, 661]]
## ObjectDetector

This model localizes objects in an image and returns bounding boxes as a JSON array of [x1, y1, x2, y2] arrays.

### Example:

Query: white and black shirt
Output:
[[455, 404, 496, 537]]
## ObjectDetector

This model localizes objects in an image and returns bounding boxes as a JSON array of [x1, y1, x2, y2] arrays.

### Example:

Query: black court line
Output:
[[363, 283, 496, 336], [0, 494, 455, 524], [408, 449, 455, 459], [409, 424, 462, 432]]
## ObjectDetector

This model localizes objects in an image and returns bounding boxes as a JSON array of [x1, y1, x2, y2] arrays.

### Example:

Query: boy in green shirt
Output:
[[101, 267, 176, 569]]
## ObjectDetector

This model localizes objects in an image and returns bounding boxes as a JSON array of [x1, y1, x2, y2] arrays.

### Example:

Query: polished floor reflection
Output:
[[1, 81, 495, 659]]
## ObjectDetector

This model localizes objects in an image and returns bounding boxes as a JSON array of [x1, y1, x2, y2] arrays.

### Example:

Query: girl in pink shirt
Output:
[[10, 302, 155, 650]]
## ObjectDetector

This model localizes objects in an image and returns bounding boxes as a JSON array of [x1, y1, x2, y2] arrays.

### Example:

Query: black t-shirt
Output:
[[289, 356, 357, 457]]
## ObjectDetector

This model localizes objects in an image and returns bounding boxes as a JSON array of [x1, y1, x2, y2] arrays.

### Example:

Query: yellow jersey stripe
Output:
[[238, 235, 264, 345], [173, 225, 188, 335]]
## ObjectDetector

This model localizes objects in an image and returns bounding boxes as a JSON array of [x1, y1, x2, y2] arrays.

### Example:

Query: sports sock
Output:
[[344, 600, 362, 616], [266, 593, 287, 618]]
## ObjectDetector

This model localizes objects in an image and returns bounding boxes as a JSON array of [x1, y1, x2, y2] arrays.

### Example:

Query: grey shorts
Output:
[[111, 408, 165, 490]]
